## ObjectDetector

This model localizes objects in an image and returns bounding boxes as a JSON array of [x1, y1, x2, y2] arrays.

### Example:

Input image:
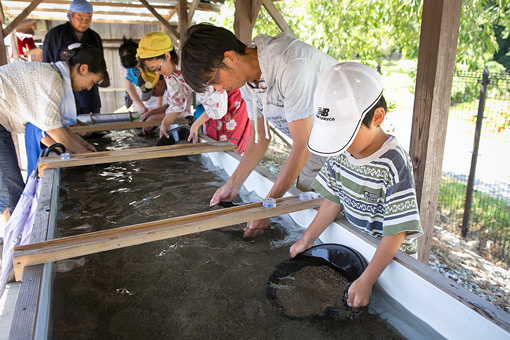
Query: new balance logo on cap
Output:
[[316, 107, 335, 121]]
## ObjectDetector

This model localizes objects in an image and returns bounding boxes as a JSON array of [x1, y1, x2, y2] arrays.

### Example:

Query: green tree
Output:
[[212, 0, 510, 71]]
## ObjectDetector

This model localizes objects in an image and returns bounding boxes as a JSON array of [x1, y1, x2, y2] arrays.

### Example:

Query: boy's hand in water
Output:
[[289, 238, 313, 258], [347, 277, 372, 309]]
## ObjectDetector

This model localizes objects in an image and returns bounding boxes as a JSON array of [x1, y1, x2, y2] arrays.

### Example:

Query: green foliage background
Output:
[[212, 0, 510, 71]]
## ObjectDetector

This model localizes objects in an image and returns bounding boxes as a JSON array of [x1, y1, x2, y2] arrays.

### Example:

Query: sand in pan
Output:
[[274, 264, 355, 319]]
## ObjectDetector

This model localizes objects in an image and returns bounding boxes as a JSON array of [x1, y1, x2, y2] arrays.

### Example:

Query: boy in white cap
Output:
[[290, 62, 423, 309]]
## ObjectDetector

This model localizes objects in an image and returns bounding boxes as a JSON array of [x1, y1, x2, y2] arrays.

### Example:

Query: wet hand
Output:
[[210, 184, 238, 207], [243, 218, 270, 238], [289, 239, 313, 258], [347, 277, 372, 309]]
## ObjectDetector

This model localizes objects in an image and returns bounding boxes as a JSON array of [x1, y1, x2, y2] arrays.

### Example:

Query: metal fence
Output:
[[377, 61, 510, 265]]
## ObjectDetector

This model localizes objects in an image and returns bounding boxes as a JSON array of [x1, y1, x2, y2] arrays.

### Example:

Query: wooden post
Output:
[[177, 0, 189, 47], [234, 0, 263, 45], [13, 195, 323, 280], [410, 0, 463, 263], [0, 0, 9, 66]]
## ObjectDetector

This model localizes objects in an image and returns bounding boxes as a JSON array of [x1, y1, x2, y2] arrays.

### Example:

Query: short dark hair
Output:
[[362, 95, 387, 127], [181, 23, 247, 92], [138, 49, 179, 69], [119, 37, 138, 69], [60, 44, 110, 87]]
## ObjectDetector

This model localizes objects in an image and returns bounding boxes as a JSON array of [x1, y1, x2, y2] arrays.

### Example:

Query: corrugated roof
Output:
[[2, 0, 222, 24]]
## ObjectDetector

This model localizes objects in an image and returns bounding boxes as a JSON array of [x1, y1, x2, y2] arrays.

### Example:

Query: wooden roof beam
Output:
[[138, 0, 179, 40], [3, 0, 43, 36], [4, 0, 219, 12], [411, 0, 463, 263], [261, 0, 295, 37], [188, 0, 200, 23]]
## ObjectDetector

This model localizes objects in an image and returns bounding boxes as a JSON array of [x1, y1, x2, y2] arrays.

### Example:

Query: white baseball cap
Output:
[[308, 62, 383, 157]]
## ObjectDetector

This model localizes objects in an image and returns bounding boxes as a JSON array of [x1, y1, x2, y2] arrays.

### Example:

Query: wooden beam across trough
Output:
[[13, 195, 323, 280], [37, 141, 236, 176], [69, 118, 188, 133]]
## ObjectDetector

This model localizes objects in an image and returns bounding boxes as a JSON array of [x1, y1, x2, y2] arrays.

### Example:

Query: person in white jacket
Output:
[[0, 45, 107, 223], [180, 24, 338, 237]]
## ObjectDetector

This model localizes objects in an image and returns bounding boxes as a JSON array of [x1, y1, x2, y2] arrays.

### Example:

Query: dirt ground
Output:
[[259, 135, 510, 315]]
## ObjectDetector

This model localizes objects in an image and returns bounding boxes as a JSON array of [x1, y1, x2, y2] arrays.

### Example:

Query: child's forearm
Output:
[[290, 199, 342, 257], [346, 232, 406, 308], [301, 199, 343, 243], [194, 112, 210, 127], [359, 232, 406, 286]]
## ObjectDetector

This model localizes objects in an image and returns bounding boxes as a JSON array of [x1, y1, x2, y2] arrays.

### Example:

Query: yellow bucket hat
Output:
[[136, 32, 173, 59]]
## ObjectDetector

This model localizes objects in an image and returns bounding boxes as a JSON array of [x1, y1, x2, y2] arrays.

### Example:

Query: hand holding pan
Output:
[[266, 243, 367, 321], [156, 125, 191, 146]]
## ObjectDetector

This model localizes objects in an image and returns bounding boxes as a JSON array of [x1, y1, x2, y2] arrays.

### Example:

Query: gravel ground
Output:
[[259, 136, 510, 314]]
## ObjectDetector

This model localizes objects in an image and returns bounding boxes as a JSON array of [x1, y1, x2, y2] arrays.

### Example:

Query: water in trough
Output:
[[49, 130, 438, 339]]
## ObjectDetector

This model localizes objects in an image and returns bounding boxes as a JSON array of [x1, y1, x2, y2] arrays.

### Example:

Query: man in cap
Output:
[[43, 0, 103, 114]]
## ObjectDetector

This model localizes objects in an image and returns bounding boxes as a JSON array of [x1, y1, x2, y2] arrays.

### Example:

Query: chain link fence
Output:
[[375, 60, 510, 266]]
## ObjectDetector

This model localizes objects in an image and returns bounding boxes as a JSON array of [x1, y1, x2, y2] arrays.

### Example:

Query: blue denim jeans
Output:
[[0, 125, 25, 212]]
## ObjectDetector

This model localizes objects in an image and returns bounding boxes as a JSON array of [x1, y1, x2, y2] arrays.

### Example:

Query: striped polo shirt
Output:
[[312, 137, 423, 254]]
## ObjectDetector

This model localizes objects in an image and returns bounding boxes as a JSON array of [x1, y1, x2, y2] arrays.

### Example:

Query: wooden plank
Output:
[[69, 118, 188, 133], [37, 141, 237, 176], [261, 0, 295, 36], [9, 169, 58, 340], [68, 119, 163, 133], [410, 0, 463, 263], [13, 195, 323, 280]]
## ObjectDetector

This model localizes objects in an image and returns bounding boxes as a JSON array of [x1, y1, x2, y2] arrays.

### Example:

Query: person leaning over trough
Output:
[[180, 23, 338, 237], [136, 32, 196, 137], [289, 62, 423, 308], [136, 32, 234, 140], [118, 37, 163, 116], [0, 45, 106, 221], [24, 44, 110, 175]]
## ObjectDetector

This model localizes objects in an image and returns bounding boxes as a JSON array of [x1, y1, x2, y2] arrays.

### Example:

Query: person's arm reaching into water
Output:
[[243, 116, 312, 237]]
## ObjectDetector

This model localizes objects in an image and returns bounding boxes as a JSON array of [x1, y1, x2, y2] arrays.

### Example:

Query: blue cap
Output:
[[67, 0, 93, 21]]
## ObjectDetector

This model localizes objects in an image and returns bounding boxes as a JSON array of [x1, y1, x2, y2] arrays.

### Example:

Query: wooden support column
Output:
[[261, 0, 295, 37], [177, 0, 189, 47], [410, 0, 463, 263], [139, 0, 180, 40], [3, 0, 43, 36], [234, 0, 263, 45], [0, 23, 7, 66]]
